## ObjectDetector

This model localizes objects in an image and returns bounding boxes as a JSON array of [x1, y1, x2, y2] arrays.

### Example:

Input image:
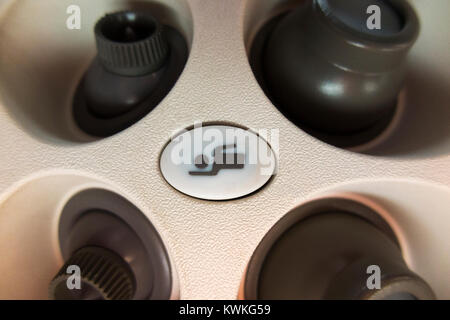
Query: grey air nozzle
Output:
[[95, 11, 169, 76]]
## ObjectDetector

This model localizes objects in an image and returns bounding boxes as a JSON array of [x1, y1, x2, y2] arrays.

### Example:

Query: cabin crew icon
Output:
[[189, 144, 245, 176], [160, 125, 276, 200]]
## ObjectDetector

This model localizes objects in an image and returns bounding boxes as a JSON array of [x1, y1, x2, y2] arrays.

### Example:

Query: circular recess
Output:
[[160, 125, 277, 200], [243, 0, 450, 157], [243, 197, 435, 300], [248, 0, 419, 149], [0, 173, 179, 299], [58, 188, 173, 300], [0, 0, 193, 143]]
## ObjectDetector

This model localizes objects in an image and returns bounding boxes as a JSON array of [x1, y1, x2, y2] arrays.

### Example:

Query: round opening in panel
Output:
[[242, 197, 436, 300], [243, 0, 450, 158], [0, 0, 193, 143], [0, 173, 179, 300]]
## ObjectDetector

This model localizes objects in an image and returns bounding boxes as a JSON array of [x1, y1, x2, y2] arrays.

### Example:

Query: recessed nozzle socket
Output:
[[50, 189, 174, 300], [244, 198, 435, 300]]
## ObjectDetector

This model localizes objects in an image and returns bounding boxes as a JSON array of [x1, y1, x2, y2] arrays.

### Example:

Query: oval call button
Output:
[[160, 125, 277, 200]]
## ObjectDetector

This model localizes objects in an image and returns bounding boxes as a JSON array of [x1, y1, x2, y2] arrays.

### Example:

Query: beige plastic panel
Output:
[[0, 0, 449, 299]]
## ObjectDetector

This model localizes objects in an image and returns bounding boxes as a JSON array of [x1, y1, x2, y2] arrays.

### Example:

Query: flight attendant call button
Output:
[[160, 125, 277, 200]]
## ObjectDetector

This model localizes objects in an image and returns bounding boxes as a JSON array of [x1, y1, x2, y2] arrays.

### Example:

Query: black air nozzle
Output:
[[251, 0, 420, 147], [95, 11, 169, 76], [73, 10, 188, 137], [244, 198, 435, 300]]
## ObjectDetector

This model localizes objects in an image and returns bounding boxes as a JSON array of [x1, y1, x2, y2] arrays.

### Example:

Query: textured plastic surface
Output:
[[0, 0, 449, 299]]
